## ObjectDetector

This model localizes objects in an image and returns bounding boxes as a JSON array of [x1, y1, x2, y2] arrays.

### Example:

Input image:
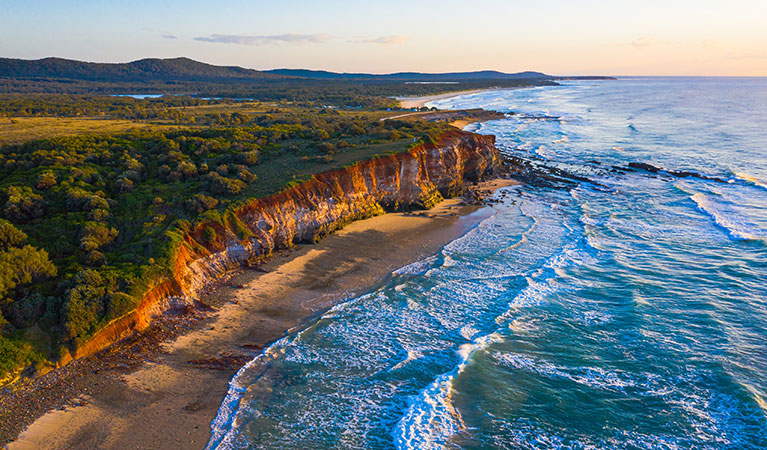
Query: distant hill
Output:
[[0, 57, 614, 84], [264, 69, 556, 81], [0, 57, 286, 82]]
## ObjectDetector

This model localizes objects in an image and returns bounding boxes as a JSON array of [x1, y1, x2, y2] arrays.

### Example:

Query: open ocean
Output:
[[206, 78, 767, 449]]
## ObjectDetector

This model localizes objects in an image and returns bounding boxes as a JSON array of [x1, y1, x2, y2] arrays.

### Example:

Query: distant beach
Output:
[[397, 89, 494, 109]]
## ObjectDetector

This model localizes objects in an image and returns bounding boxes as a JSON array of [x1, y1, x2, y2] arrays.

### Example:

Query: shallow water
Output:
[[207, 78, 767, 449]]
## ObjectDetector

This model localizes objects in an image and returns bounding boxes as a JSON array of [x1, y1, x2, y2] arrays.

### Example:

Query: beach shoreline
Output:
[[397, 89, 495, 109], [4, 179, 518, 450]]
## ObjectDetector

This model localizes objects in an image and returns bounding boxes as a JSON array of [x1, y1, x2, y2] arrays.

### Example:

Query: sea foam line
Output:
[[206, 202, 504, 449], [733, 172, 767, 191], [690, 193, 765, 242], [393, 236, 587, 449], [392, 333, 503, 450], [205, 292, 376, 450]]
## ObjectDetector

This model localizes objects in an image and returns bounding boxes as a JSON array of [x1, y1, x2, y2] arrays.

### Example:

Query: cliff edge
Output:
[[66, 129, 502, 362]]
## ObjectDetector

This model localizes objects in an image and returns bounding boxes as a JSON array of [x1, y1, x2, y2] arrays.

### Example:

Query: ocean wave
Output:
[[205, 335, 291, 450], [394, 229, 593, 449], [205, 292, 380, 450], [734, 172, 767, 191], [534, 145, 556, 159], [392, 333, 502, 450], [493, 353, 636, 391], [690, 193, 765, 242], [393, 255, 439, 275]]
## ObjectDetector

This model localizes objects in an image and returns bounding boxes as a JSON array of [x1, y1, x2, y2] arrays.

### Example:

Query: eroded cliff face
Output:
[[69, 130, 501, 361]]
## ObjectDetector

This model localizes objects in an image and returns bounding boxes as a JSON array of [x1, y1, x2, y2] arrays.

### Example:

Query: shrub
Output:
[[202, 226, 217, 243], [62, 269, 107, 340], [186, 194, 219, 214], [240, 150, 259, 165], [0, 219, 27, 251], [0, 336, 36, 376], [36, 172, 57, 190], [3, 186, 45, 223], [79, 222, 118, 252], [207, 173, 246, 195]]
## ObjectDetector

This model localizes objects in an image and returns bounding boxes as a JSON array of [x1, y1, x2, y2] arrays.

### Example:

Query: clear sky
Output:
[[1, 0, 766, 76]]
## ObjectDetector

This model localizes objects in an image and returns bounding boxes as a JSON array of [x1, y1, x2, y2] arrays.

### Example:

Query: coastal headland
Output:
[[2, 114, 518, 449]]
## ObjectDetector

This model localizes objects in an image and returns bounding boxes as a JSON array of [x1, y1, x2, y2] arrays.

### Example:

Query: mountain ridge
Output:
[[0, 56, 612, 83], [0, 57, 286, 82]]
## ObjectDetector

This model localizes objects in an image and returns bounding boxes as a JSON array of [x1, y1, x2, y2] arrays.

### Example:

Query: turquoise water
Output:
[[207, 78, 767, 449]]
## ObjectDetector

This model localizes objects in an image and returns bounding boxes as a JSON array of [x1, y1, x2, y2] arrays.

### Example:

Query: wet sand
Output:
[[6, 180, 518, 450]]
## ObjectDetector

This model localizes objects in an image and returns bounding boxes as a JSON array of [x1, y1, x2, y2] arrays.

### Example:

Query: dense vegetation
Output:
[[0, 104, 452, 378]]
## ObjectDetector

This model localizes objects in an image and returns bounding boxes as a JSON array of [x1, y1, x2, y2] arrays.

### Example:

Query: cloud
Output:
[[627, 37, 671, 48], [194, 33, 333, 45], [350, 35, 410, 46], [143, 27, 177, 40]]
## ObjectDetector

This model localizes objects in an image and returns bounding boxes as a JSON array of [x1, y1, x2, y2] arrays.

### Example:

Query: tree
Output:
[[36, 172, 57, 190], [3, 186, 45, 223], [0, 246, 57, 300], [79, 222, 118, 252], [0, 219, 27, 251], [186, 194, 219, 214], [62, 270, 107, 340], [207, 173, 246, 195]]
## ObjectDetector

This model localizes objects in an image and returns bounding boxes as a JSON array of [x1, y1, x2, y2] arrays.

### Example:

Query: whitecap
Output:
[[734, 171, 767, 191], [691, 193, 765, 241], [392, 333, 502, 450], [393, 255, 438, 275]]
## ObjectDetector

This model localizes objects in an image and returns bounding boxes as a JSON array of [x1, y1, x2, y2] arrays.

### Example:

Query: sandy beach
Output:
[[5, 179, 518, 450], [396, 89, 494, 109]]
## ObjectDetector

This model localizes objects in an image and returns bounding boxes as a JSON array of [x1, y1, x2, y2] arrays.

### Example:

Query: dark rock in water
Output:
[[667, 170, 727, 183], [626, 162, 727, 183], [628, 162, 661, 173]]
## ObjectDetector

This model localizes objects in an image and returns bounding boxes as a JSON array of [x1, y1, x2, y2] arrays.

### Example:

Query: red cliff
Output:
[[68, 129, 502, 361]]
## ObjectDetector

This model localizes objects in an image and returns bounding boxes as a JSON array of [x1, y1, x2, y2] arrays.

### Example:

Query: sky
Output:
[[1, 0, 766, 76]]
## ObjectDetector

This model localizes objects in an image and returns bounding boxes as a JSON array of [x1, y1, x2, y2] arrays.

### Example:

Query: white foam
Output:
[[494, 353, 636, 391], [391, 349, 423, 371], [392, 333, 502, 450], [205, 292, 379, 450], [393, 255, 438, 275], [734, 171, 767, 191], [691, 193, 765, 241], [459, 325, 480, 340]]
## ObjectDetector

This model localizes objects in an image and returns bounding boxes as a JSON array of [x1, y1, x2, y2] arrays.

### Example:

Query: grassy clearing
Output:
[[0, 117, 181, 146]]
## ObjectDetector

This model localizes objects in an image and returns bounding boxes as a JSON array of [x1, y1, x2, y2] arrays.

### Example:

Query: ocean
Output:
[[206, 78, 767, 449]]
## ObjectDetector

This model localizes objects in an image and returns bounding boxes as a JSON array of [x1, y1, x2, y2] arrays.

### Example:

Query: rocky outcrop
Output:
[[66, 129, 501, 362]]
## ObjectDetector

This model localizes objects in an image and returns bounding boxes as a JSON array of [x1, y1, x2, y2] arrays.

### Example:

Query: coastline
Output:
[[5, 179, 518, 450], [397, 89, 494, 109]]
